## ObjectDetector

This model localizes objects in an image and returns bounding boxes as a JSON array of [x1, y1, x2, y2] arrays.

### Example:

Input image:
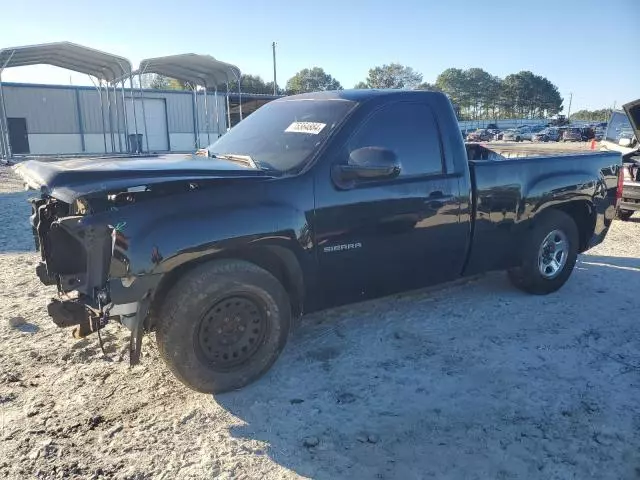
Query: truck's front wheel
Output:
[[156, 259, 291, 393], [508, 210, 579, 295]]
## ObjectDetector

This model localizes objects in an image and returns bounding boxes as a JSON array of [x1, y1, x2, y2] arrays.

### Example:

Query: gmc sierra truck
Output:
[[14, 90, 623, 393]]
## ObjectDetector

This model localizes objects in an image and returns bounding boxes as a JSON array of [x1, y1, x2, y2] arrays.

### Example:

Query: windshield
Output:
[[605, 111, 634, 143], [206, 98, 356, 173]]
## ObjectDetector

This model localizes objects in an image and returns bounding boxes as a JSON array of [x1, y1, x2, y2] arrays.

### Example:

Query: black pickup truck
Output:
[[14, 90, 623, 393]]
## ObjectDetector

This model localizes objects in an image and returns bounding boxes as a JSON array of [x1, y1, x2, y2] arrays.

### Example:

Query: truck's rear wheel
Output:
[[156, 259, 291, 393], [508, 210, 578, 295], [617, 210, 635, 221]]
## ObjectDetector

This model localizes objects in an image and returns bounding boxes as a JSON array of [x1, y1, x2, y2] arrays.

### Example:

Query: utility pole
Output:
[[272, 42, 277, 96], [567, 92, 573, 120]]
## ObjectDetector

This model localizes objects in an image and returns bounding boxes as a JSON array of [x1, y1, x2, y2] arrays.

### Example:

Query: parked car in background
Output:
[[532, 127, 561, 142], [502, 129, 522, 142], [518, 126, 533, 140], [532, 130, 548, 142], [594, 127, 606, 141], [486, 123, 498, 130], [466, 129, 493, 142], [503, 126, 532, 142], [562, 127, 583, 142], [487, 128, 501, 139], [580, 127, 595, 141]]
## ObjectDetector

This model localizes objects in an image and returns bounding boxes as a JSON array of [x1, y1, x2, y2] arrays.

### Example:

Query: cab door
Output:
[[313, 100, 468, 307]]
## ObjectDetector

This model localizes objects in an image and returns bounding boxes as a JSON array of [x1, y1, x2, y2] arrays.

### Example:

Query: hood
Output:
[[623, 98, 640, 143], [13, 154, 275, 203]]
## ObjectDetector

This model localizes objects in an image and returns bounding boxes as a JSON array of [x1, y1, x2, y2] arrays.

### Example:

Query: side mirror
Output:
[[332, 147, 400, 187]]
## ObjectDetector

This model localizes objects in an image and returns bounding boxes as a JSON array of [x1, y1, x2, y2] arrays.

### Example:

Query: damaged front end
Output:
[[15, 155, 273, 364], [30, 194, 148, 364]]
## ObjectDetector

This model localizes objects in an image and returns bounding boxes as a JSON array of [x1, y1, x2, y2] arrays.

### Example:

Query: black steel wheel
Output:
[[196, 295, 269, 370], [156, 259, 291, 394]]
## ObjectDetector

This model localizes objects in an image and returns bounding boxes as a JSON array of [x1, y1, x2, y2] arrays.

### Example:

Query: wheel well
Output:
[[148, 246, 304, 330], [545, 201, 595, 252]]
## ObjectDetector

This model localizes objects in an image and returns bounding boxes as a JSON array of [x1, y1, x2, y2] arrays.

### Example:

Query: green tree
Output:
[[358, 63, 423, 89], [265, 81, 286, 96], [464, 68, 499, 120], [570, 109, 611, 121], [415, 82, 441, 92], [435, 68, 469, 118], [435, 68, 561, 120], [285, 67, 343, 94], [146, 74, 189, 90], [354, 81, 368, 89], [148, 74, 168, 89], [498, 71, 562, 118], [223, 74, 275, 94]]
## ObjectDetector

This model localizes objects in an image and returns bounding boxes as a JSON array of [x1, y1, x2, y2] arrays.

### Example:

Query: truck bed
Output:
[[464, 151, 621, 275], [466, 142, 599, 160]]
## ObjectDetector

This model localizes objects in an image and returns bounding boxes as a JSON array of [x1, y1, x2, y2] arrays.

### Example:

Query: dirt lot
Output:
[[1, 165, 639, 480]]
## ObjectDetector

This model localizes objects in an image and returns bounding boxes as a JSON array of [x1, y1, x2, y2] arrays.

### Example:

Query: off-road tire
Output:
[[156, 259, 291, 393], [508, 210, 579, 295], [617, 210, 635, 221]]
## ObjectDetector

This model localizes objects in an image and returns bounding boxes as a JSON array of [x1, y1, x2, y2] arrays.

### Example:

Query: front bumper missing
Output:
[[46, 296, 147, 365], [33, 197, 157, 365]]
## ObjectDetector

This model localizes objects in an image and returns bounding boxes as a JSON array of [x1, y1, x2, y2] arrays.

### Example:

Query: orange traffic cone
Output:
[[590, 139, 596, 150]]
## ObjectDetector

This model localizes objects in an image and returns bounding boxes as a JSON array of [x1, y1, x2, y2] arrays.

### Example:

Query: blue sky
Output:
[[1, 0, 637, 112]]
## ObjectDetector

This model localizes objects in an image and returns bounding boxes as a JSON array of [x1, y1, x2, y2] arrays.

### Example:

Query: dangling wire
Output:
[[96, 303, 112, 359], [97, 324, 106, 357]]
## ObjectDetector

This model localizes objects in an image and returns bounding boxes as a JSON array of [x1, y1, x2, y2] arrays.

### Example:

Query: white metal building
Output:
[[2, 82, 230, 155], [0, 43, 282, 159]]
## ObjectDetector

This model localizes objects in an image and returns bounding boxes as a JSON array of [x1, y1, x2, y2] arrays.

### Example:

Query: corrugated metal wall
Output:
[[3, 85, 80, 134], [1, 83, 245, 154], [2, 84, 224, 136]]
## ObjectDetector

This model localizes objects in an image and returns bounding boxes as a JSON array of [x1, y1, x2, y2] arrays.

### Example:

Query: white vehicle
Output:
[[503, 126, 533, 142], [517, 126, 533, 141]]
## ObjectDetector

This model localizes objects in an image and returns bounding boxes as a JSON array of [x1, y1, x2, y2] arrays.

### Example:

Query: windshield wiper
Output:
[[209, 153, 258, 169]]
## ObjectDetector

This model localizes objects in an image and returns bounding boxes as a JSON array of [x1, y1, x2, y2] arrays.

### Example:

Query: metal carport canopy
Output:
[[135, 54, 243, 149], [0, 41, 132, 81], [0, 42, 134, 160], [136, 54, 241, 87]]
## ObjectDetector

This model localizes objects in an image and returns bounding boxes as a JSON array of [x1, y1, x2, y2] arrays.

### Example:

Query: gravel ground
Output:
[[1, 165, 639, 480]]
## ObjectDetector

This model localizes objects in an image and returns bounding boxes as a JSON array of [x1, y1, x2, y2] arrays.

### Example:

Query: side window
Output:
[[348, 101, 444, 177]]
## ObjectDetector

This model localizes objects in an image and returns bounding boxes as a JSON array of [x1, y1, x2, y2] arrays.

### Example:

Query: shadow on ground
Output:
[[215, 257, 640, 479]]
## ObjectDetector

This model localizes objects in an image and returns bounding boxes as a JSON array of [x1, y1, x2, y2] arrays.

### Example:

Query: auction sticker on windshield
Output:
[[285, 122, 326, 134]]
